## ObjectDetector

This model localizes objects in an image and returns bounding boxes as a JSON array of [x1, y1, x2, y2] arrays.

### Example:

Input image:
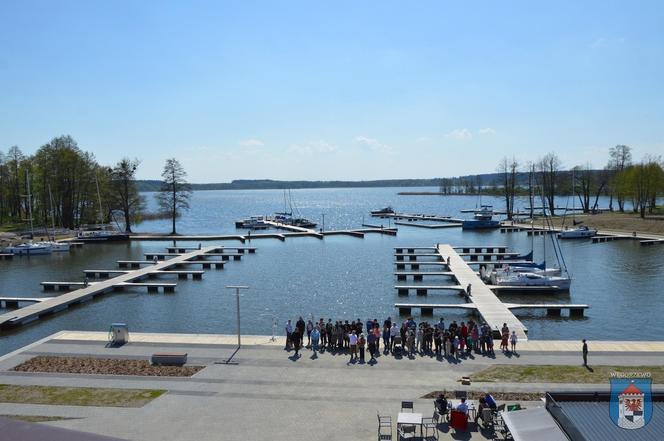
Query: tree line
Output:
[[496, 145, 663, 219], [0, 135, 191, 234]]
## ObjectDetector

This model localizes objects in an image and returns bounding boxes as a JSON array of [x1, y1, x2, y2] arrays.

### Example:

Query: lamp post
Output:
[[226, 285, 249, 348]]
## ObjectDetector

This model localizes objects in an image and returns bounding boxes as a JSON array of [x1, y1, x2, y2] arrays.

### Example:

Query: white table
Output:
[[397, 412, 422, 436]]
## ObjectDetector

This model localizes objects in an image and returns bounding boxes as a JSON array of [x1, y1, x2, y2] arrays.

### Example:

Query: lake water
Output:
[[1, 187, 662, 355]]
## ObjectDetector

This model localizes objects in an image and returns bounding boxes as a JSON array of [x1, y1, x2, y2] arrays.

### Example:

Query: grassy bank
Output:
[[0, 384, 166, 407], [525, 212, 664, 235], [472, 365, 664, 384]]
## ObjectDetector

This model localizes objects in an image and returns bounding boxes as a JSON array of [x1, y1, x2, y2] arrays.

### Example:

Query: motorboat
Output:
[[558, 225, 597, 239], [462, 205, 500, 229], [371, 206, 395, 216], [489, 270, 571, 291], [7, 242, 52, 255], [36, 241, 71, 252], [76, 230, 129, 242], [235, 216, 270, 230]]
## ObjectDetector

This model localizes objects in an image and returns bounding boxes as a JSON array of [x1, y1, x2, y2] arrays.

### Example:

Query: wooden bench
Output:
[[151, 352, 188, 366]]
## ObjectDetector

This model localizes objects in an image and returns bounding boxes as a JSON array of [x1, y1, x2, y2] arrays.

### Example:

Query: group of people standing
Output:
[[283, 315, 520, 362]]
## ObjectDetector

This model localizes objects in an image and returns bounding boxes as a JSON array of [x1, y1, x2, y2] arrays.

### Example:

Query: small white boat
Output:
[[371, 206, 395, 215], [36, 241, 71, 252], [489, 270, 571, 291], [8, 242, 53, 255], [558, 225, 597, 239]]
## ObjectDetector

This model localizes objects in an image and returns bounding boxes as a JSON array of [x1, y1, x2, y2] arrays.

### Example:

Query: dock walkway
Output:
[[436, 244, 529, 340], [0, 245, 240, 329]]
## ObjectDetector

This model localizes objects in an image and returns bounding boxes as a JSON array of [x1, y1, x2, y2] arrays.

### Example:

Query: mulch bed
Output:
[[12, 356, 204, 377], [422, 390, 544, 402]]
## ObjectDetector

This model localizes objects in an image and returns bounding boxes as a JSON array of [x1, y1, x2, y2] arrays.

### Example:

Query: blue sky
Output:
[[1, 1, 663, 182]]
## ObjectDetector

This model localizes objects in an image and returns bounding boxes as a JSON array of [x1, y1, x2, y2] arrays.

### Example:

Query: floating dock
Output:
[[0, 245, 255, 330], [394, 303, 588, 316]]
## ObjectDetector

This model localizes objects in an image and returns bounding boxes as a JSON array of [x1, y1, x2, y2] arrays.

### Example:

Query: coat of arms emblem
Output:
[[610, 377, 652, 429]]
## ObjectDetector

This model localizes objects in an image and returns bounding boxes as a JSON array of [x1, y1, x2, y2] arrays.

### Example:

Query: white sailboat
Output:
[[36, 185, 70, 252], [8, 172, 52, 255], [559, 168, 597, 239], [487, 188, 572, 292]]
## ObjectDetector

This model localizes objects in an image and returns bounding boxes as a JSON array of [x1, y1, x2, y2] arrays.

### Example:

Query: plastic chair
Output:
[[422, 410, 440, 440], [397, 424, 416, 441], [377, 411, 392, 440], [449, 410, 468, 432]]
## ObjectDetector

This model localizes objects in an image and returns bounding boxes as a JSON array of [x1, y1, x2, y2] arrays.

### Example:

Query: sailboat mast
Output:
[[48, 184, 56, 241], [571, 168, 575, 223], [26, 171, 34, 238], [95, 173, 103, 226]]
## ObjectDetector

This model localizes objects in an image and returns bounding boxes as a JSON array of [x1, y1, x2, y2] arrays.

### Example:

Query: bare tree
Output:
[[607, 145, 632, 212], [110, 158, 144, 233], [537, 153, 561, 216], [156, 158, 191, 235], [498, 157, 519, 219]]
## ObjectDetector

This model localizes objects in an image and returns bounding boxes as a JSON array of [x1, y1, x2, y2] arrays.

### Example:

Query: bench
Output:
[[151, 352, 188, 366]]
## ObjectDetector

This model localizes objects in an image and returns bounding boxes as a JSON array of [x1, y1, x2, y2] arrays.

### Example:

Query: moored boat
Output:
[[489, 270, 571, 291], [371, 206, 395, 216], [235, 216, 270, 230], [558, 225, 597, 239], [7, 242, 52, 255], [36, 241, 71, 252], [462, 205, 500, 229]]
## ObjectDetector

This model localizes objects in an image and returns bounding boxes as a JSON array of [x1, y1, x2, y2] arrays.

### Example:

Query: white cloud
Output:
[[445, 128, 473, 141], [239, 138, 265, 148], [287, 140, 338, 155], [415, 136, 431, 143], [354, 135, 392, 152], [479, 127, 496, 136]]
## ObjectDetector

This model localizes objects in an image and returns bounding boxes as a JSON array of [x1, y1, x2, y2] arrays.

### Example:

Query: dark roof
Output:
[[547, 392, 664, 441], [554, 401, 664, 441], [0, 417, 129, 441]]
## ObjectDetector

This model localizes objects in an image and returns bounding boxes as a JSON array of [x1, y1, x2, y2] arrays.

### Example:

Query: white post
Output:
[[226, 285, 249, 348]]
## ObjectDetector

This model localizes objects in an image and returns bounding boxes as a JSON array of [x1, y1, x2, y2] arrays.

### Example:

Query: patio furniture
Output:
[[397, 412, 422, 437], [397, 424, 416, 441], [401, 401, 414, 412], [422, 410, 440, 440], [480, 408, 495, 429], [449, 410, 468, 432], [377, 412, 392, 440]]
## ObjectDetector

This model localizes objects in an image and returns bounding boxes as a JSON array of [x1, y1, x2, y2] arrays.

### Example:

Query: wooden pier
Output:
[[394, 302, 588, 317], [0, 297, 52, 309], [391, 244, 590, 340], [437, 244, 530, 339], [394, 221, 461, 229], [372, 212, 464, 223], [0, 245, 255, 330], [0, 253, 14, 260]]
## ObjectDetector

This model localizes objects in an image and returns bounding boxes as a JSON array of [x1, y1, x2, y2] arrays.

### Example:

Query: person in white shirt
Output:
[[389, 323, 399, 352], [349, 331, 358, 361], [455, 398, 469, 415]]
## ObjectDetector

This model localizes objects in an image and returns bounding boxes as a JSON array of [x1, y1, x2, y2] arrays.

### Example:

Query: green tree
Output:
[[156, 158, 191, 234]]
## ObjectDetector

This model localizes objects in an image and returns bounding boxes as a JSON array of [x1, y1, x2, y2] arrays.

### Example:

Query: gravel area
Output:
[[422, 390, 544, 401], [11, 356, 204, 377]]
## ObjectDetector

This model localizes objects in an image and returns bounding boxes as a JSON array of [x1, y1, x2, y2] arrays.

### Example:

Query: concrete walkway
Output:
[[0, 331, 662, 441]]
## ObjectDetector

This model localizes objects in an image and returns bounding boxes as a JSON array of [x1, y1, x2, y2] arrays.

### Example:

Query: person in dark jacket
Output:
[[296, 317, 306, 347]]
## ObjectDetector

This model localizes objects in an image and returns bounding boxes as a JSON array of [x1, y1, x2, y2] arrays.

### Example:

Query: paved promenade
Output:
[[0, 331, 662, 441]]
